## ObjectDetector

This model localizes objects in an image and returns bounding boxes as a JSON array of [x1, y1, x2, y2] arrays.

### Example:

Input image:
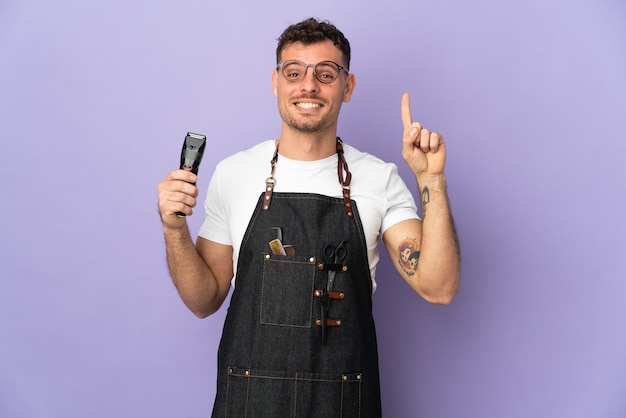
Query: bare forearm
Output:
[[163, 226, 223, 317], [415, 174, 460, 304]]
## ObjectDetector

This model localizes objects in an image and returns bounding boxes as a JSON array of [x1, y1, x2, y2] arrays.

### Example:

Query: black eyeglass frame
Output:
[[276, 60, 349, 84]]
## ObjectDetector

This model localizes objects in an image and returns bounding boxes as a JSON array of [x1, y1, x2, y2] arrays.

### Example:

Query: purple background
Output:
[[1, 1, 625, 417]]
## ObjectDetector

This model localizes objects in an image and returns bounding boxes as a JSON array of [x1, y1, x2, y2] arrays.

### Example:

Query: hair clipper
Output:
[[176, 132, 207, 217]]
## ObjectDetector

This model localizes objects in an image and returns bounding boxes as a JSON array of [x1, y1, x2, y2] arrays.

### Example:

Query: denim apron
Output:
[[212, 139, 382, 417]]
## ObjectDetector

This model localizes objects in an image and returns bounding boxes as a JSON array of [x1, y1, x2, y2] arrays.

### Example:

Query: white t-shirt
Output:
[[198, 140, 419, 292]]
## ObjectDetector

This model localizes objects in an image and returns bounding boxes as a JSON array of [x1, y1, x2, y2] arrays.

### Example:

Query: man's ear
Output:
[[343, 73, 356, 103], [272, 69, 278, 97]]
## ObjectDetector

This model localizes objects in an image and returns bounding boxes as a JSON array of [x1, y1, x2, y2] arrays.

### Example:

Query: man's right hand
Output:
[[157, 169, 200, 229]]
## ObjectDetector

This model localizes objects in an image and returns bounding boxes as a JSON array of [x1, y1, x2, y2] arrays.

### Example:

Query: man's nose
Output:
[[300, 65, 319, 90]]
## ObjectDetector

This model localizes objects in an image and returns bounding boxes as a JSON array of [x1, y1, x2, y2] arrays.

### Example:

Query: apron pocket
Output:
[[225, 366, 362, 418], [295, 371, 363, 418], [260, 254, 316, 327]]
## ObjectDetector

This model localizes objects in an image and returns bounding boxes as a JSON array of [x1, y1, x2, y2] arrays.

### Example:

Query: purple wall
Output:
[[1, 1, 625, 417]]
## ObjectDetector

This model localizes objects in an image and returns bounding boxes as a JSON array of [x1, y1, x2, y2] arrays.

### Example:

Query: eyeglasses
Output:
[[277, 60, 349, 84]]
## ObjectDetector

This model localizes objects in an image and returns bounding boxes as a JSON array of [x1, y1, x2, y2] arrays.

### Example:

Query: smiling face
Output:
[[272, 40, 356, 136]]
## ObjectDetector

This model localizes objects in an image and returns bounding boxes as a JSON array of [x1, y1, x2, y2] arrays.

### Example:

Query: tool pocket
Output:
[[260, 254, 317, 327], [225, 366, 363, 418]]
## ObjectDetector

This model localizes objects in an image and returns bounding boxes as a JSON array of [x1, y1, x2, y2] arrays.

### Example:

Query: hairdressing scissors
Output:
[[319, 240, 347, 345], [323, 240, 347, 292]]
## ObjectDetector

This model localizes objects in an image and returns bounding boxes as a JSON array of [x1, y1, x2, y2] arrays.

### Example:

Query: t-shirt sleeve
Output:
[[380, 163, 420, 234], [197, 166, 232, 246]]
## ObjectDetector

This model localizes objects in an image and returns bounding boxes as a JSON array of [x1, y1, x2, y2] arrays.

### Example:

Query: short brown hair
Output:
[[276, 18, 351, 69]]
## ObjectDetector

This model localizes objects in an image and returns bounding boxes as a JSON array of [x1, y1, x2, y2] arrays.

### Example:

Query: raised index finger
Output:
[[401, 92, 413, 129]]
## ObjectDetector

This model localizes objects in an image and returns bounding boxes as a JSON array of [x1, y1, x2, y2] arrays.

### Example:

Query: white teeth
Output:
[[296, 102, 321, 109]]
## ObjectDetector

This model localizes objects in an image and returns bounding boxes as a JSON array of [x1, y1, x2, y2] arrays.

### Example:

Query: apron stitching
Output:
[[224, 370, 230, 418], [340, 378, 344, 418], [244, 370, 250, 418], [293, 373, 298, 418]]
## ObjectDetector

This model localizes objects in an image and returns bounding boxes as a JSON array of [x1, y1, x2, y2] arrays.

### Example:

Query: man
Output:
[[158, 17, 460, 417]]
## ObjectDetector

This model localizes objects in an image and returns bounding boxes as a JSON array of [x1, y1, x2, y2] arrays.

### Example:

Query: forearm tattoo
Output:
[[421, 185, 430, 218], [398, 237, 420, 276]]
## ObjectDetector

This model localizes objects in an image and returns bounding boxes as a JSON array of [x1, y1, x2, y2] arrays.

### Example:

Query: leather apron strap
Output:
[[264, 137, 354, 217]]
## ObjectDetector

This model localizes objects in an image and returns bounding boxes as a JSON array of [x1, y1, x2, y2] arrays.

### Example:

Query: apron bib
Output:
[[212, 140, 382, 418]]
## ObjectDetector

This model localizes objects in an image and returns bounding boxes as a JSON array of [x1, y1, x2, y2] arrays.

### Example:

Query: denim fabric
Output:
[[212, 192, 382, 418]]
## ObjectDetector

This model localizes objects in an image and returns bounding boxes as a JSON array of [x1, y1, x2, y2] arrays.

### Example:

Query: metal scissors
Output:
[[319, 240, 347, 345], [323, 240, 347, 292]]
